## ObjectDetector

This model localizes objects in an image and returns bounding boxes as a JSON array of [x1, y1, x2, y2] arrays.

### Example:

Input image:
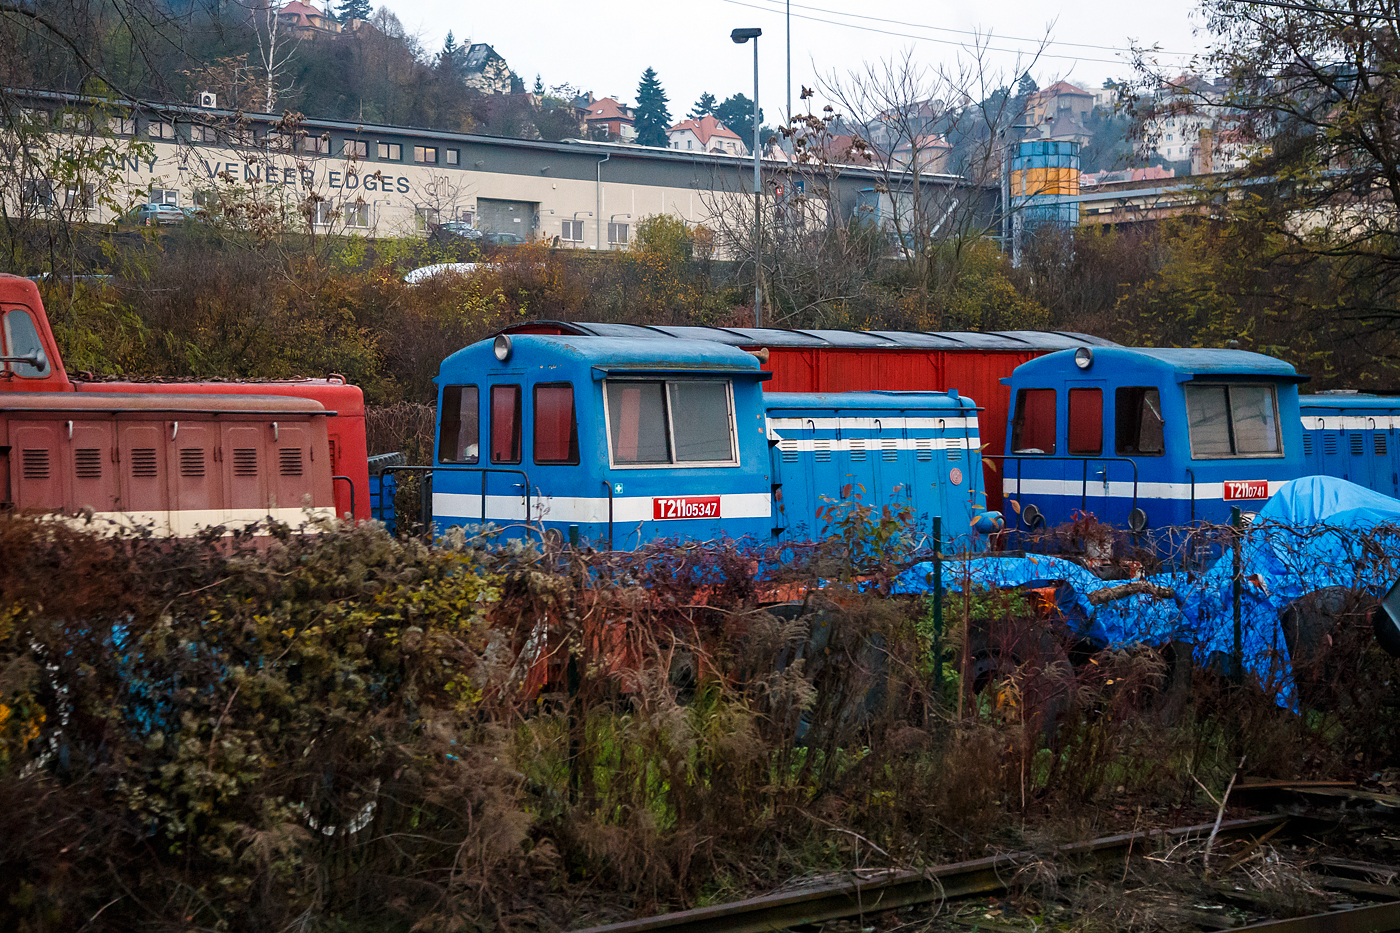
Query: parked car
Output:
[[434, 221, 483, 241], [126, 203, 193, 226], [482, 231, 526, 246]]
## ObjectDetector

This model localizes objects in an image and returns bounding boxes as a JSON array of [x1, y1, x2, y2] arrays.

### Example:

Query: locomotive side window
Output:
[[438, 385, 479, 463], [668, 382, 734, 461], [605, 379, 737, 467], [608, 382, 670, 463], [1011, 389, 1056, 454], [1067, 388, 1103, 455], [1115, 387, 1165, 456], [491, 385, 522, 464], [1185, 384, 1282, 458], [3, 309, 48, 378], [534, 383, 579, 465]]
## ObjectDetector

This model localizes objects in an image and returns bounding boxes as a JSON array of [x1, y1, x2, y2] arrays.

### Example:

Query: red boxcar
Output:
[[500, 321, 1118, 512]]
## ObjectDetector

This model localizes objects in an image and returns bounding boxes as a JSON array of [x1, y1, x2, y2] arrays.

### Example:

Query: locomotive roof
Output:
[[439, 333, 767, 377], [0, 392, 330, 414], [1299, 393, 1400, 410], [498, 320, 1119, 351], [1018, 346, 1308, 382]]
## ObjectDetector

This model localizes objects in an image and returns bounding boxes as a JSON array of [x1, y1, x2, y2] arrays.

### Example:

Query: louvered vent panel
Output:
[[233, 448, 258, 477], [1378, 434, 1389, 456], [1351, 434, 1366, 456], [814, 440, 831, 463], [1324, 435, 1339, 456], [131, 448, 158, 478], [779, 439, 799, 463], [279, 447, 304, 476], [75, 448, 102, 478], [180, 448, 205, 477], [946, 438, 961, 461], [850, 439, 866, 462], [915, 438, 934, 462], [1302, 434, 1313, 457], [882, 439, 898, 462], [21, 449, 49, 479]]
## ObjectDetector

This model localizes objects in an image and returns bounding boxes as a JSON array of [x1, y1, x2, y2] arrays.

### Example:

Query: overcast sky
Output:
[[380, 0, 1216, 120]]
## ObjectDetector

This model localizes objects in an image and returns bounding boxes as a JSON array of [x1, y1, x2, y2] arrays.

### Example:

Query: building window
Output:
[[23, 179, 53, 206], [561, 220, 584, 242], [107, 116, 135, 136], [302, 134, 329, 154], [189, 124, 217, 143], [687, 139, 693, 150], [345, 200, 369, 228], [377, 142, 402, 161], [608, 222, 628, 245], [414, 207, 439, 231], [438, 385, 479, 463], [344, 139, 368, 158], [265, 132, 293, 151], [1011, 388, 1056, 454], [445, 149, 459, 165], [64, 184, 95, 210], [146, 121, 175, 139], [149, 188, 178, 206], [414, 146, 438, 163], [457, 209, 475, 225]]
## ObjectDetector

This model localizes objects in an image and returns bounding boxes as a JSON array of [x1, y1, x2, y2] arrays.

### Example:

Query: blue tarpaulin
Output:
[[892, 476, 1400, 702]]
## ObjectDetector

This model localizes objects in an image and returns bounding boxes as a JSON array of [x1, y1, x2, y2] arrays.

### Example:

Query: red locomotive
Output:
[[0, 275, 369, 531]]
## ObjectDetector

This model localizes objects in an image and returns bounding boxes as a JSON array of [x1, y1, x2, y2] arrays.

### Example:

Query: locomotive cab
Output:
[[1002, 347, 1308, 533], [431, 335, 775, 548]]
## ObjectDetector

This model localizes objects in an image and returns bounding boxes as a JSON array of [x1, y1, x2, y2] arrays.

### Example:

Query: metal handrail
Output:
[[331, 475, 354, 521], [603, 480, 614, 550], [374, 465, 535, 538], [983, 454, 1140, 527]]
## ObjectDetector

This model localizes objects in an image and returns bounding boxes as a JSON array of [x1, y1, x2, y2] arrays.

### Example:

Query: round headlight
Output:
[[1021, 503, 1044, 529], [493, 334, 513, 362], [1074, 347, 1094, 370], [1128, 507, 1148, 533]]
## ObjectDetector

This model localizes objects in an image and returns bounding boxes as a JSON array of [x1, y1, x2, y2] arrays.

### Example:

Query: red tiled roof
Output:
[[666, 114, 741, 146], [894, 133, 951, 152], [1036, 80, 1092, 98], [585, 98, 632, 122]]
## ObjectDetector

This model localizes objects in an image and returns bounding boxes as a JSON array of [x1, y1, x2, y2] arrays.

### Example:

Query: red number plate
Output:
[[1224, 480, 1270, 500], [653, 496, 721, 520]]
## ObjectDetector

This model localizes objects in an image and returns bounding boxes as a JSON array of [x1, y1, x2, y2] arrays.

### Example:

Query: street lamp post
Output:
[[731, 27, 762, 327]]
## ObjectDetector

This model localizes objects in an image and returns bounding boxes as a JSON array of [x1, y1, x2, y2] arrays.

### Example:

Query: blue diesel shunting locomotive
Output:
[[431, 334, 996, 550], [1000, 346, 1400, 531]]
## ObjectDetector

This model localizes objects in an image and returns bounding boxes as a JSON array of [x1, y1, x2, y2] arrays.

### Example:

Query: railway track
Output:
[[571, 785, 1400, 933]]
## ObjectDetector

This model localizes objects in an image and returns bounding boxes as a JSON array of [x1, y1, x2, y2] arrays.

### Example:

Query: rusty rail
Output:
[[568, 815, 1288, 933]]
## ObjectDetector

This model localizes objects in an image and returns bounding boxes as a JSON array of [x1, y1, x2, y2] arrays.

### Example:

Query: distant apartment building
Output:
[[666, 115, 745, 156], [584, 97, 636, 141], [276, 1, 341, 37], [1027, 81, 1094, 127], [891, 134, 951, 173]]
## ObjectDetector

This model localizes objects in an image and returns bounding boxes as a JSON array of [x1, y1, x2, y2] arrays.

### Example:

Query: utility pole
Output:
[[732, 27, 763, 327]]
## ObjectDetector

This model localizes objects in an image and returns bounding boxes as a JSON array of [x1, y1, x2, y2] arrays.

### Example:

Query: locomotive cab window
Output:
[[1115, 387, 1165, 456], [3, 308, 48, 378], [605, 379, 737, 467], [1011, 388, 1056, 454], [491, 385, 522, 464], [1067, 388, 1103, 455], [1185, 383, 1281, 458], [534, 383, 579, 465], [438, 385, 479, 463]]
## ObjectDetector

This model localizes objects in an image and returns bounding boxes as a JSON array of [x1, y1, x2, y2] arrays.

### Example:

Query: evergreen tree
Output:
[[633, 67, 671, 147], [714, 94, 763, 146], [1015, 73, 1039, 99], [438, 31, 462, 74], [336, 0, 372, 23], [533, 74, 545, 96], [689, 92, 717, 119]]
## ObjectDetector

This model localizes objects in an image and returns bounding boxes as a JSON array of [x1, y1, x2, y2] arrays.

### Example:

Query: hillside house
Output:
[[277, 0, 340, 37], [585, 97, 635, 141], [666, 115, 745, 155], [463, 43, 513, 95]]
